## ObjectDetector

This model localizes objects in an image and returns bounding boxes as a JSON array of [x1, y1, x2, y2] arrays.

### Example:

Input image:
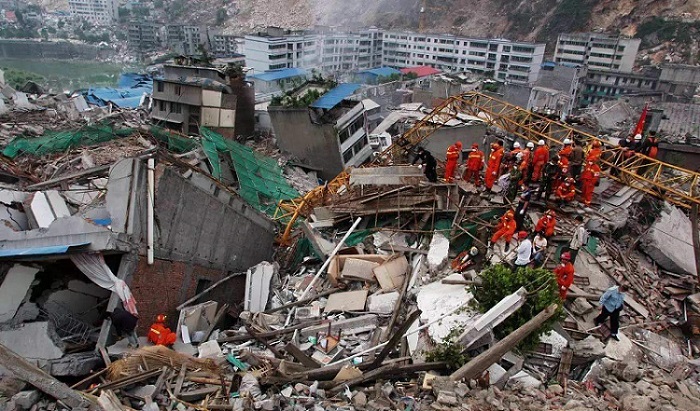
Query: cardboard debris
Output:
[[341, 258, 380, 282], [373, 255, 408, 290], [324, 290, 369, 313]]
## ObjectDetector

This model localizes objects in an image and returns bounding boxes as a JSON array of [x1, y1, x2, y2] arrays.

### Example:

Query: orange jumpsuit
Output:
[[586, 147, 602, 163], [444, 142, 462, 182], [580, 162, 601, 205], [555, 181, 576, 202], [491, 212, 516, 244], [148, 322, 177, 346], [535, 215, 557, 237], [463, 148, 484, 185], [484, 146, 504, 189], [559, 146, 573, 161], [519, 149, 531, 173], [532, 146, 549, 181], [554, 262, 575, 299]]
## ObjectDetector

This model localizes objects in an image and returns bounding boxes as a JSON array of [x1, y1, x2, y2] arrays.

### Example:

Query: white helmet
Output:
[[469, 246, 479, 256], [563, 138, 571, 145], [513, 142, 521, 149], [516, 152, 523, 160], [634, 133, 642, 141], [538, 140, 545, 146], [526, 142, 534, 149]]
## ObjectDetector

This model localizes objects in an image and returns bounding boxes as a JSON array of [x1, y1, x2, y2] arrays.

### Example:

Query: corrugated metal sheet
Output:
[[358, 67, 401, 77], [400, 66, 442, 77], [248, 68, 307, 82], [0, 242, 91, 258], [310, 83, 362, 110]]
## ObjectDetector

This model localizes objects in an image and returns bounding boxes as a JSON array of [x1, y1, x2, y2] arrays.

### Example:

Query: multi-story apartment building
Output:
[[210, 32, 241, 58], [580, 67, 661, 106], [317, 27, 383, 74], [166, 25, 208, 56], [381, 32, 545, 84], [554, 33, 641, 73], [68, 0, 117, 25], [127, 21, 160, 52], [243, 27, 320, 74]]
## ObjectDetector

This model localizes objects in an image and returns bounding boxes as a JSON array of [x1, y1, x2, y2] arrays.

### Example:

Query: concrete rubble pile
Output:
[[0, 126, 700, 411]]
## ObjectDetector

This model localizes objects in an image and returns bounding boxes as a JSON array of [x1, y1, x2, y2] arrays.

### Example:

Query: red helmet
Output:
[[518, 231, 528, 239], [472, 143, 479, 149], [592, 140, 601, 148], [456, 141, 462, 148], [156, 314, 167, 323], [561, 252, 571, 261]]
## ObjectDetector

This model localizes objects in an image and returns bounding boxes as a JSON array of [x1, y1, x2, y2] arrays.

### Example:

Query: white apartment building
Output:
[[68, 0, 117, 25], [381, 32, 546, 84], [318, 27, 383, 74], [243, 28, 320, 75], [554, 33, 641, 73]]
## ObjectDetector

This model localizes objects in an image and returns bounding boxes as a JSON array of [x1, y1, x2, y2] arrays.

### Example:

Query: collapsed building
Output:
[[1, 83, 700, 411]]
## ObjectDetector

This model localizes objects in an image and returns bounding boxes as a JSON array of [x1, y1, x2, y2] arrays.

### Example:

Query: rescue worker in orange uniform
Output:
[[641, 132, 659, 159], [519, 142, 533, 183], [484, 141, 504, 189], [535, 209, 557, 238], [148, 314, 177, 346], [532, 140, 549, 181], [444, 141, 462, 182], [580, 161, 601, 206], [586, 140, 603, 164], [555, 177, 576, 204], [559, 139, 573, 161], [463, 143, 484, 186], [554, 252, 575, 300], [490, 209, 517, 246]]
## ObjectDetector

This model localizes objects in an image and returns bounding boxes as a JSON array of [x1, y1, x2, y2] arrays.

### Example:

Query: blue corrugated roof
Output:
[[310, 83, 362, 110], [0, 242, 91, 258], [358, 67, 401, 77], [248, 68, 307, 82], [85, 73, 153, 109]]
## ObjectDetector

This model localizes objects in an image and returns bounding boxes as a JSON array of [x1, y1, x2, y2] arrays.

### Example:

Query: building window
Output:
[[156, 81, 164, 92], [174, 85, 182, 95], [171, 102, 181, 113], [158, 100, 165, 111]]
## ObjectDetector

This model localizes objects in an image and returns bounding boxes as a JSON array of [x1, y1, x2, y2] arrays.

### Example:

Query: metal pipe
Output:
[[147, 157, 155, 265]]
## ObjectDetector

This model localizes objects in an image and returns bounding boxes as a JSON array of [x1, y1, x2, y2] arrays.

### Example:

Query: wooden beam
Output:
[[0, 343, 94, 409], [284, 343, 320, 369], [201, 304, 229, 342], [217, 319, 324, 343], [450, 304, 558, 381], [373, 310, 421, 368], [691, 204, 700, 287]]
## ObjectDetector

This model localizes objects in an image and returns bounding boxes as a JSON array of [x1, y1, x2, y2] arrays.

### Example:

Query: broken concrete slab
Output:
[[67, 280, 111, 299], [571, 335, 605, 360], [507, 370, 542, 389], [341, 258, 379, 282], [45, 191, 71, 219], [11, 390, 39, 409], [427, 231, 450, 273], [107, 336, 150, 355], [328, 255, 389, 285], [540, 330, 569, 358], [373, 256, 408, 291], [177, 301, 218, 343], [416, 273, 476, 341], [324, 290, 368, 313], [605, 332, 635, 362], [367, 291, 400, 314], [458, 287, 527, 350], [197, 340, 222, 358], [49, 352, 102, 377], [42, 289, 102, 324], [0, 265, 39, 323], [12, 302, 40, 324], [640, 202, 696, 276], [300, 314, 378, 338], [245, 262, 276, 313], [0, 322, 64, 361], [349, 166, 426, 186]]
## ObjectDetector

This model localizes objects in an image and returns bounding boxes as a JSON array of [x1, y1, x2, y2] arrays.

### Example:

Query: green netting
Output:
[[149, 126, 198, 153], [2, 124, 134, 158], [200, 127, 300, 216]]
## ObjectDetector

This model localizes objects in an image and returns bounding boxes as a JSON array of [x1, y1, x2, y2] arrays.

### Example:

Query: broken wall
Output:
[[129, 258, 246, 334], [421, 124, 487, 160]]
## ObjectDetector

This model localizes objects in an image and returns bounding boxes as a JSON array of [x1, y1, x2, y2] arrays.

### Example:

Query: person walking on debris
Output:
[[568, 215, 589, 264], [148, 314, 177, 346], [532, 140, 549, 181], [595, 285, 626, 341], [412, 147, 438, 183], [514, 231, 532, 268], [444, 141, 462, 182], [110, 307, 139, 348], [555, 177, 576, 204], [537, 155, 560, 201], [485, 141, 504, 189], [580, 161, 601, 206], [490, 209, 517, 256], [570, 140, 585, 182], [535, 209, 557, 238], [514, 185, 532, 230], [554, 252, 575, 300], [531, 231, 548, 268], [463, 143, 484, 186]]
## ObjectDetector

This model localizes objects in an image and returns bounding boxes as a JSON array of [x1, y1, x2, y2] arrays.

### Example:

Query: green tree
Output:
[[470, 264, 563, 351]]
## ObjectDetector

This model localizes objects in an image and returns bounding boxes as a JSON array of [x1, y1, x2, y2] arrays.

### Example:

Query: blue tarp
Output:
[[248, 68, 307, 82], [310, 83, 362, 110], [84, 73, 153, 108], [358, 67, 401, 77], [0, 242, 91, 258]]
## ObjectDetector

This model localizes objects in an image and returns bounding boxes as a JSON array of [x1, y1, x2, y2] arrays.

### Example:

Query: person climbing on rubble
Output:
[[514, 231, 532, 268], [531, 231, 548, 268], [586, 140, 603, 164], [537, 155, 560, 201], [568, 215, 589, 264], [535, 209, 557, 238], [484, 141, 504, 189], [412, 147, 438, 183], [463, 143, 484, 186], [444, 141, 462, 182], [148, 314, 177, 346], [554, 177, 576, 205], [532, 140, 549, 181], [514, 185, 532, 230], [490, 209, 517, 257], [554, 252, 575, 300], [580, 161, 601, 206], [109, 306, 139, 349], [595, 284, 626, 341], [570, 140, 585, 182], [641, 131, 659, 159]]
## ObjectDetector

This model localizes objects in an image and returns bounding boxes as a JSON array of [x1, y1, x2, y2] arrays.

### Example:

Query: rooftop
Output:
[[248, 68, 307, 82], [400, 66, 442, 78], [310, 83, 362, 110], [357, 67, 401, 77]]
